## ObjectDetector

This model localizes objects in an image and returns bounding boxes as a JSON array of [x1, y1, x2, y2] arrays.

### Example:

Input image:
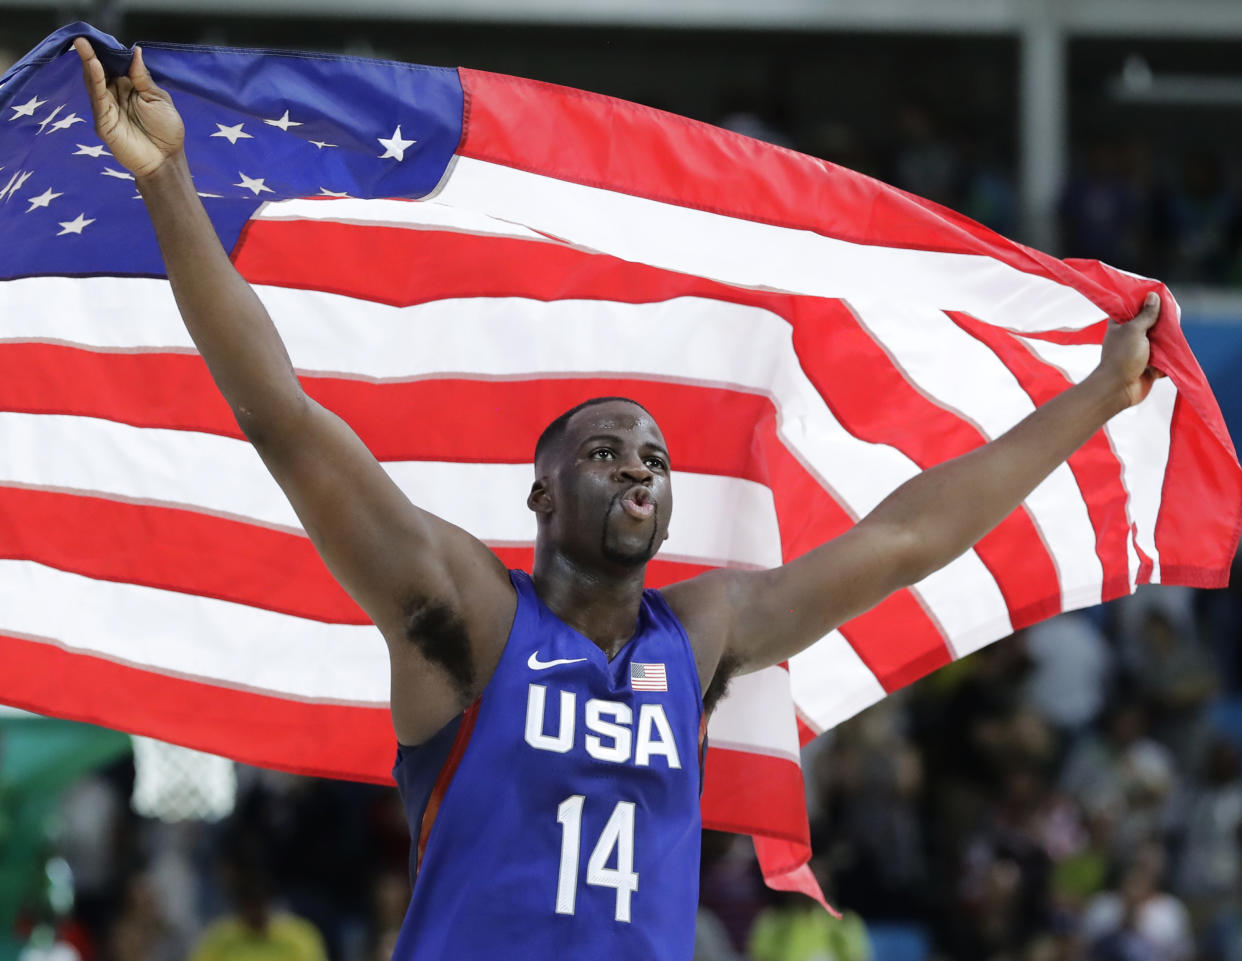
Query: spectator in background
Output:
[[1059, 141, 1151, 273], [1168, 738, 1242, 929], [892, 105, 960, 208], [102, 874, 178, 961], [1082, 841, 1193, 961], [812, 699, 928, 923], [1022, 614, 1115, 744], [716, 84, 795, 149], [364, 871, 410, 961], [1123, 607, 1217, 769], [958, 132, 1018, 237], [698, 831, 768, 955], [801, 122, 879, 181], [1059, 699, 1176, 861], [189, 847, 327, 961], [1156, 151, 1240, 284], [748, 890, 871, 961]]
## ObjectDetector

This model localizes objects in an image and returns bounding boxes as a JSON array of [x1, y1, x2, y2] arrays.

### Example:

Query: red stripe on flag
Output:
[[1155, 395, 1242, 588], [235, 217, 755, 310], [948, 312, 1134, 603], [456, 67, 1133, 320], [0, 485, 368, 623], [700, 746, 808, 846], [1, 632, 395, 783], [0, 341, 773, 483], [0, 487, 711, 621], [5, 633, 812, 841]]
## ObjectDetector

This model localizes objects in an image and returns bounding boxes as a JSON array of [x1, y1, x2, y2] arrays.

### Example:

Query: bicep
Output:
[[713, 518, 919, 674], [249, 396, 513, 644]]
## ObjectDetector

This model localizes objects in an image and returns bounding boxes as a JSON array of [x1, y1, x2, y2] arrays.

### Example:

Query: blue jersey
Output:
[[391, 570, 705, 960]]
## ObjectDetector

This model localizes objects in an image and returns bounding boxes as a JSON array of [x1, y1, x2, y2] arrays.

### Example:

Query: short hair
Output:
[[534, 396, 652, 466]]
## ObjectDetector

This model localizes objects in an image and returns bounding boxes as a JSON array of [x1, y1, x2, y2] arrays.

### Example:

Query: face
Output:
[[530, 401, 672, 569]]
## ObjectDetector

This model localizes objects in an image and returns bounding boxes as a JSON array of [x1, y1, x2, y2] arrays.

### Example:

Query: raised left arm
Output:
[[665, 294, 1163, 687]]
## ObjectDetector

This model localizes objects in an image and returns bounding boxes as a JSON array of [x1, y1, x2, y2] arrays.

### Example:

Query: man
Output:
[[73, 38, 1163, 960]]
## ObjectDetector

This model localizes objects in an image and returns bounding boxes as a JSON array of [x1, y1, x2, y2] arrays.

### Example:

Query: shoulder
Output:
[[658, 569, 744, 702]]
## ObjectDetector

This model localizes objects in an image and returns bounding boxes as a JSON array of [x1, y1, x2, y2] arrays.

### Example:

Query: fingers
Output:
[[74, 37, 114, 121]]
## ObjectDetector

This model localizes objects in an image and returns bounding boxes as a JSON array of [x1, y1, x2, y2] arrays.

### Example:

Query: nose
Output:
[[616, 457, 653, 484]]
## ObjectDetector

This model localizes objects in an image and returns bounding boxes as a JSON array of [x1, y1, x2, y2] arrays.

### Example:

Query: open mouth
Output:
[[620, 486, 655, 520]]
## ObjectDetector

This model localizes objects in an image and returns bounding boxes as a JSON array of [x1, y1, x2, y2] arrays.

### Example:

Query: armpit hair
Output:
[[703, 652, 742, 716], [401, 595, 475, 699]]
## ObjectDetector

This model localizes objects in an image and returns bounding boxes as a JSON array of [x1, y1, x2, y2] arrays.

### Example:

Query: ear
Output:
[[528, 479, 552, 515]]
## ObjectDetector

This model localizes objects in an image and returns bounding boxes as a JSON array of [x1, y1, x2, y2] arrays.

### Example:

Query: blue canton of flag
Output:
[[0, 22, 463, 283], [630, 662, 667, 692]]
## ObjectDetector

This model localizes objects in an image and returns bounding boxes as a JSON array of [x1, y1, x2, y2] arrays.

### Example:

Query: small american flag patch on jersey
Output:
[[630, 662, 668, 692]]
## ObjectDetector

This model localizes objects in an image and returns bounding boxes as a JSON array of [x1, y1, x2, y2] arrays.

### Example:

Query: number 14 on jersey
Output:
[[555, 795, 639, 922]]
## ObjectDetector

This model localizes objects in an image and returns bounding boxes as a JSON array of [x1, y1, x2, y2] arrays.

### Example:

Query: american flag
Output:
[[1, 23, 1238, 899], [631, 662, 669, 693]]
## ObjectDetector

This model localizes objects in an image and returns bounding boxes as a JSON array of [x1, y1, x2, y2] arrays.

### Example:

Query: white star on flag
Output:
[[234, 171, 273, 196], [197, 192, 224, 199], [101, 167, 136, 181], [211, 122, 253, 145], [35, 105, 63, 135], [73, 144, 112, 157], [318, 188, 350, 197], [47, 112, 86, 133], [25, 188, 62, 212], [264, 110, 302, 131], [377, 125, 415, 161], [9, 95, 47, 120], [308, 140, 338, 150], [56, 213, 95, 235]]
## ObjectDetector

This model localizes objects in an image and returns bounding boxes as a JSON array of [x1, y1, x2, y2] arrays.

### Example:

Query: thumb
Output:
[[1129, 291, 1161, 332], [129, 45, 159, 94]]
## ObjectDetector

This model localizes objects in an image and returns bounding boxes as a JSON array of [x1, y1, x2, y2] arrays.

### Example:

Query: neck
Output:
[[531, 546, 647, 658]]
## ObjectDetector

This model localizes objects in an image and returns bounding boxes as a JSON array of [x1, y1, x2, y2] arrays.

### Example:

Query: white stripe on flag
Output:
[[0, 412, 782, 569], [0, 560, 388, 702], [787, 630, 888, 734], [708, 666, 803, 763], [431, 157, 1110, 332]]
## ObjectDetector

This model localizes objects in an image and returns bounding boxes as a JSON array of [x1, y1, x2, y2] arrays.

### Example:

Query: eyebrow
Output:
[[580, 433, 625, 449]]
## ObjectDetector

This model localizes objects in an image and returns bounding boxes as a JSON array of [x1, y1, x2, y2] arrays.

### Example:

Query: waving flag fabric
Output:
[[1, 24, 1239, 895]]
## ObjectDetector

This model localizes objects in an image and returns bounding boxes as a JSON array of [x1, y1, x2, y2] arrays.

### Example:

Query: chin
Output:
[[601, 536, 660, 569]]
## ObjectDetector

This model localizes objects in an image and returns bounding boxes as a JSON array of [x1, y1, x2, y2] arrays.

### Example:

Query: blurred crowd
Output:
[[20, 763, 412, 961]]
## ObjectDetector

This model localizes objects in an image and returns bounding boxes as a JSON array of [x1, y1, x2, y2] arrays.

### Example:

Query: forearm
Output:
[[137, 153, 305, 440], [872, 369, 1128, 584]]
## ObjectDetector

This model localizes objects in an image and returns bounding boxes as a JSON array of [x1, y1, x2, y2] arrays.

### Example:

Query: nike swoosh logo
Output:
[[528, 652, 589, 671]]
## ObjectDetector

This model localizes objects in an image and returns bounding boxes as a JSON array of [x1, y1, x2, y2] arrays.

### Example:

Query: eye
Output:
[[590, 447, 615, 461], [644, 456, 668, 471]]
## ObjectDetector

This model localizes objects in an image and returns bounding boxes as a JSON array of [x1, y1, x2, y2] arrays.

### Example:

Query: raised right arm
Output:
[[74, 39, 516, 745]]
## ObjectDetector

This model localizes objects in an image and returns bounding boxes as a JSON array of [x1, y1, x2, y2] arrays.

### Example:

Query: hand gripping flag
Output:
[[2, 24, 1239, 902]]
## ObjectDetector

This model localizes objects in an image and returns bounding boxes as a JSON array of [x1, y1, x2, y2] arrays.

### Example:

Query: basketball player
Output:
[[75, 38, 1163, 959]]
